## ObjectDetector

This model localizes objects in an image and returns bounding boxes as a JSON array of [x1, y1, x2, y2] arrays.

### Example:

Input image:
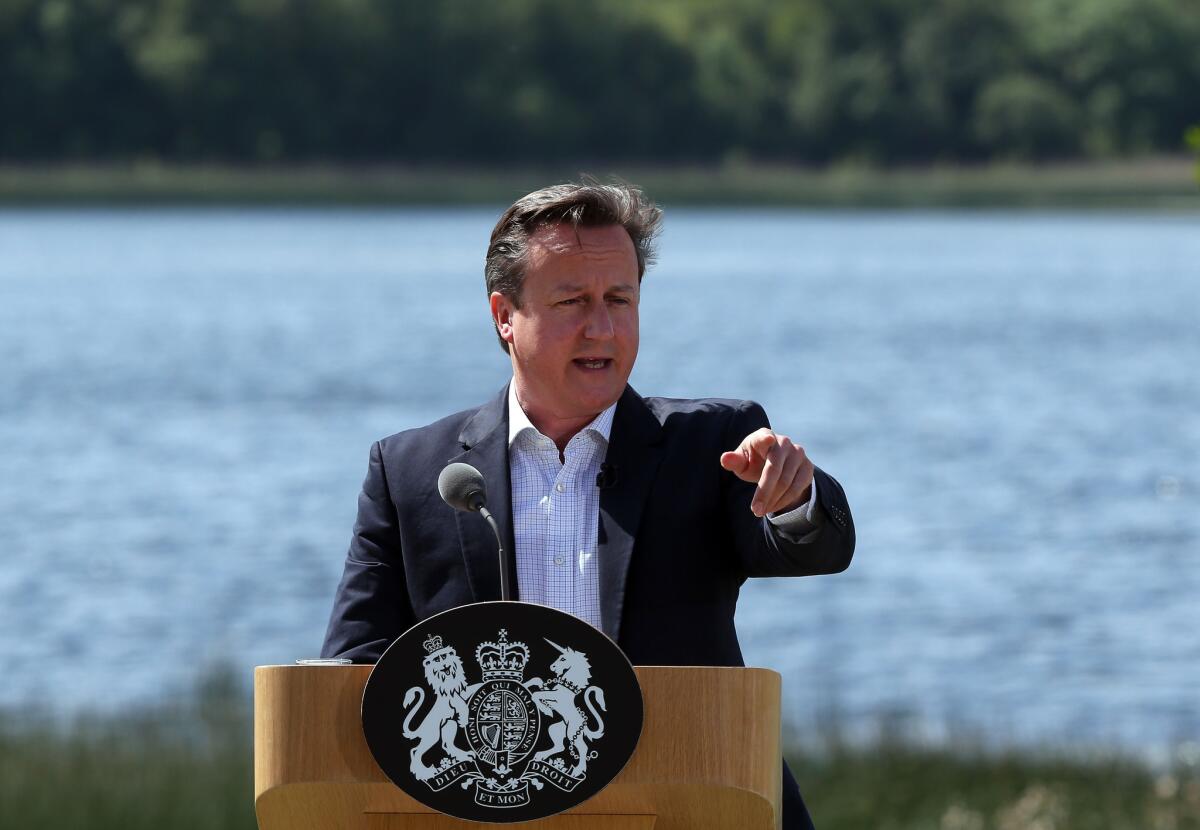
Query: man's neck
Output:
[[508, 385, 599, 454], [524, 408, 595, 455]]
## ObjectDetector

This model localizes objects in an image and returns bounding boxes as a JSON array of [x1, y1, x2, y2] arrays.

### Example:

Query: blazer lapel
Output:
[[451, 386, 518, 603], [597, 385, 664, 642]]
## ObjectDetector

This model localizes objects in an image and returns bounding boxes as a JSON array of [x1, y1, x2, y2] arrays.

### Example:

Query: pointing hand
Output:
[[720, 428, 814, 518]]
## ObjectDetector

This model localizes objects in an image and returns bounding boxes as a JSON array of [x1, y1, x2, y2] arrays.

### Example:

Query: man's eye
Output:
[[559, 298, 581, 306]]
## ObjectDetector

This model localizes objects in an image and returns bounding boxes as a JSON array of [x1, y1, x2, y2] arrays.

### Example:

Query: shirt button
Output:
[[555, 482, 565, 493], [554, 556, 565, 566]]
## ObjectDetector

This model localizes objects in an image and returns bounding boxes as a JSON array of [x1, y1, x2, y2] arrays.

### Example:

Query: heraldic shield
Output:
[[362, 602, 644, 824]]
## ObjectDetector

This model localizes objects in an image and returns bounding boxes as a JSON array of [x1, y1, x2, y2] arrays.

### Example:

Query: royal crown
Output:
[[423, 633, 447, 656], [475, 628, 529, 680]]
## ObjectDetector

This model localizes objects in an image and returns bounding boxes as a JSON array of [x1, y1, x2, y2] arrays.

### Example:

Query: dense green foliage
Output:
[[2, 0, 1198, 165], [2, 669, 1198, 830]]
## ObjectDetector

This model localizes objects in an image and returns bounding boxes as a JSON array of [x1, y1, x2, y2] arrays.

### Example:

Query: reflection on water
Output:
[[0, 208, 1197, 755]]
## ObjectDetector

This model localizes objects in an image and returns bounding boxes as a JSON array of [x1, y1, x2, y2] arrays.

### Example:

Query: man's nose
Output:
[[582, 303, 615, 340]]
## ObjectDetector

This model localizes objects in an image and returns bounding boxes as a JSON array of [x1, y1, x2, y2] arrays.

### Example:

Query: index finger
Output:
[[724, 428, 778, 483], [735, 427, 777, 459]]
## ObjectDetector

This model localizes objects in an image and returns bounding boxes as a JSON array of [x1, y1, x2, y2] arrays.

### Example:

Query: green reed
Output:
[[793, 738, 1200, 830], [1, 667, 1196, 830], [0, 668, 255, 830]]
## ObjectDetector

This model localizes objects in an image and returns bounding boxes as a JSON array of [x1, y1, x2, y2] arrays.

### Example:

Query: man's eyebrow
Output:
[[552, 283, 637, 293]]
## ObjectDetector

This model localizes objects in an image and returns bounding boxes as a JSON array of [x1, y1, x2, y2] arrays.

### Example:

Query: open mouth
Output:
[[573, 358, 612, 370]]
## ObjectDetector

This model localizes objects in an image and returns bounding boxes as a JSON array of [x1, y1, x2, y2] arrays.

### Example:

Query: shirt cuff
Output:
[[767, 478, 822, 543]]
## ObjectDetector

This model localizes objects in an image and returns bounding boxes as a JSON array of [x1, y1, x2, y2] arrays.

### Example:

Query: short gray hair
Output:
[[485, 178, 662, 352]]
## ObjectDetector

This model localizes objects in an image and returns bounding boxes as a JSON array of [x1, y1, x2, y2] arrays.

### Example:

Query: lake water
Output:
[[1, 207, 1197, 758]]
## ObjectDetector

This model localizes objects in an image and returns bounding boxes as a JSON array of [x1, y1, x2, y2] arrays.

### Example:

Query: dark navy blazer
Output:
[[321, 384, 856, 829]]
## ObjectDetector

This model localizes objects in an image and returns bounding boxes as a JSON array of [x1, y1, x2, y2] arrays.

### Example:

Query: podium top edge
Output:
[[253, 664, 780, 675]]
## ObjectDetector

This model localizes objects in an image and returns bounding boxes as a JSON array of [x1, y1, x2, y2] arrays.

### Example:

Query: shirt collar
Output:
[[507, 381, 616, 448]]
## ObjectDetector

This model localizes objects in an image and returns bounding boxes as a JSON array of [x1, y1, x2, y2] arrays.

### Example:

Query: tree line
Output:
[[2, 0, 1198, 165]]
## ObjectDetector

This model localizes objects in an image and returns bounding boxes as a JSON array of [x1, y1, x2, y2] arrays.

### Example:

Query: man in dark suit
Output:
[[322, 180, 855, 829]]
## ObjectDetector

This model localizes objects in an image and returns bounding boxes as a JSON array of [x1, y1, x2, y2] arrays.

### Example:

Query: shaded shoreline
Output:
[[1, 159, 1197, 209]]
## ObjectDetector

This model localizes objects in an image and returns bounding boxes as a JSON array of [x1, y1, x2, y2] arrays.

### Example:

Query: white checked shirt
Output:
[[506, 384, 822, 631], [508, 384, 613, 629]]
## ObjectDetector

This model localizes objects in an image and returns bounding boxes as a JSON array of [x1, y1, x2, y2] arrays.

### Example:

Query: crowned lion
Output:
[[402, 637, 475, 780]]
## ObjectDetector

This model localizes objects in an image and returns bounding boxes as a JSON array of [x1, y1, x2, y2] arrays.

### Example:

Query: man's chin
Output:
[[518, 369, 629, 423], [582, 375, 628, 402], [563, 385, 625, 420]]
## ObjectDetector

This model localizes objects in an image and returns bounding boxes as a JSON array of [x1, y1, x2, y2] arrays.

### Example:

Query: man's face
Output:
[[491, 223, 640, 433]]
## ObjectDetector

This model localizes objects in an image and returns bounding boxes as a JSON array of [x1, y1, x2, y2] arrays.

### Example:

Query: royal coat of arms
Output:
[[402, 628, 606, 808], [361, 601, 642, 823]]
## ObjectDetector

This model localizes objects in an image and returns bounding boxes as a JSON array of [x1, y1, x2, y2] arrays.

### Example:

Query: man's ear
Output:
[[489, 292, 516, 347]]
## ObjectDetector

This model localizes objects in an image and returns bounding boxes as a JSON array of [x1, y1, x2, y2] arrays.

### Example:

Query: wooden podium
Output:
[[255, 665, 782, 830]]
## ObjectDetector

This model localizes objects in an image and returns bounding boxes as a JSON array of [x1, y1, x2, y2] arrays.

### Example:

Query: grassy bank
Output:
[[0, 670, 253, 830], [1, 158, 1197, 208], [2, 671, 1197, 830], [793, 741, 1200, 830]]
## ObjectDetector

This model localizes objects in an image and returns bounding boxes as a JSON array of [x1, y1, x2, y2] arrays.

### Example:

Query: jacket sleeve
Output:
[[320, 440, 415, 662], [722, 400, 856, 578]]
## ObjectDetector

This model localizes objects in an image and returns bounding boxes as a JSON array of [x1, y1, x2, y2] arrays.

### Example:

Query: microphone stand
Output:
[[478, 506, 510, 601]]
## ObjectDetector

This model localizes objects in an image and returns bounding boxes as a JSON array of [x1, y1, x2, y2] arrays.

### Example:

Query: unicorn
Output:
[[526, 639, 606, 777]]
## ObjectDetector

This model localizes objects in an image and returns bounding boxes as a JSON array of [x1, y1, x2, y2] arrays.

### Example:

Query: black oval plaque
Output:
[[362, 601, 643, 823]]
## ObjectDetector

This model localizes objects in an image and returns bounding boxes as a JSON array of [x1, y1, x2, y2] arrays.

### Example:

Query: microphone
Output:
[[438, 462, 511, 601], [596, 462, 618, 490], [438, 462, 487, 512]]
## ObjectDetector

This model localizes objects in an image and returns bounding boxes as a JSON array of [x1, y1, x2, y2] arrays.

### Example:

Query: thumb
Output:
[[720, 450, 748, 475]]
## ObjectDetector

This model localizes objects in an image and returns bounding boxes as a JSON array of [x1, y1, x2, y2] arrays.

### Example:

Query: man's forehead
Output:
[[527, 223, 635, 258]]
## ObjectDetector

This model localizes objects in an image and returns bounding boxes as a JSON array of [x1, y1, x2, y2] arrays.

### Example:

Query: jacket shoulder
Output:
[[378, 407, 472, 447], [373, 405, 481, 471], [641, 395, 766, 423], [637, 396, 770, 442]]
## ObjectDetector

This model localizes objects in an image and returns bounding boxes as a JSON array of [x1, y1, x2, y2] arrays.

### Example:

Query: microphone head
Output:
[[438, 462, 487, 513]]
